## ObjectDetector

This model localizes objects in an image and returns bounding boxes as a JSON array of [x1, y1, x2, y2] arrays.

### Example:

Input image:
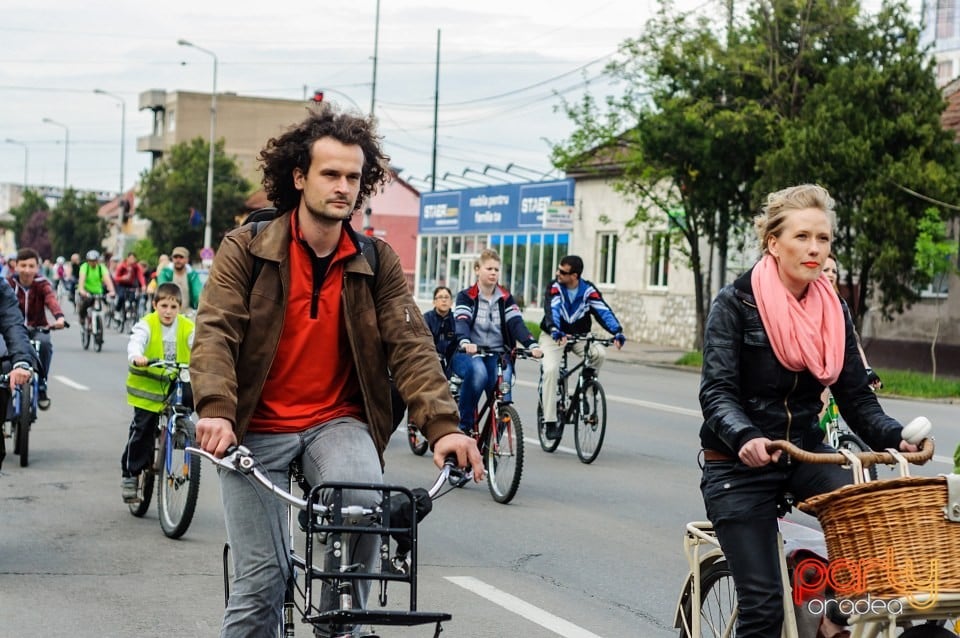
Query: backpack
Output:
[[242, 207, 405, 429], [243, 207, 378, 288]]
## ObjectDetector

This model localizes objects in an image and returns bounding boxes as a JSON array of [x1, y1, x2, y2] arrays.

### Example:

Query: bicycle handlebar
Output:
[[564, 333, 615, 347], [186, 445, 467, 509], [766, 438, 935, 468]]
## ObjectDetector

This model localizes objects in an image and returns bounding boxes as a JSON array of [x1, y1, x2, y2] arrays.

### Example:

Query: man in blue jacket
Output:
[[538, 255, 625, 440]]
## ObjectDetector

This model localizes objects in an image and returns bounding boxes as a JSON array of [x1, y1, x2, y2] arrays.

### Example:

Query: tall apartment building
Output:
[[137, 90, 312, 187]]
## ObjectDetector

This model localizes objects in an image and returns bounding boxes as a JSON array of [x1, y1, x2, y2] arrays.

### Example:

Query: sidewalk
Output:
[[604, 339, 691, 367]]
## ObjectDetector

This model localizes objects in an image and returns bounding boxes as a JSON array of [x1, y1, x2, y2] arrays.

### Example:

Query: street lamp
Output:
[[42, 117, 69, 192], [177, 38, 218, 251], [93, 89, 126, 197], [4, 138, 28, 189]]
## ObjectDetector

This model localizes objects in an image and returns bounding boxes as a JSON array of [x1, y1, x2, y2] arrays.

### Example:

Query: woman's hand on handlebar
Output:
[[740, 437, 781, 467], [196, 416, 238, 458], [433, 431, 484, 482]]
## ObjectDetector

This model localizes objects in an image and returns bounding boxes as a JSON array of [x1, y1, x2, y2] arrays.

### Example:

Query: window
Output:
[[937, 0, 955, 39], [937, 60, 954, 84], [597, 232, 618, 285], [648, 231, 670, 289]]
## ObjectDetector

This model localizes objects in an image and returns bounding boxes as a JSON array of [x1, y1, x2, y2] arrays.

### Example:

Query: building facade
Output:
[[137, 90, 311, 186]]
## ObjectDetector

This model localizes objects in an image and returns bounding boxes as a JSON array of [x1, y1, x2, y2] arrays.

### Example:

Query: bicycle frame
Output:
[[675, 441, 960, 638], [188, 445, 461, 637]]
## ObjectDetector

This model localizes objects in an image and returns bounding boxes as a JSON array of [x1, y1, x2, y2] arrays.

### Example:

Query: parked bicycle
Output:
[[80, 294, 109, 352], [127, 360, 201, 539], [188, 444, 469, 637], [536, 333, 613, 464], [674, 434, 960, 638]]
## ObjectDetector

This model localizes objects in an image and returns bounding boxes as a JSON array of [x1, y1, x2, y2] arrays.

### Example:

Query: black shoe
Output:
[[37, 390, 51, 410], [544, 421, 560, 441]]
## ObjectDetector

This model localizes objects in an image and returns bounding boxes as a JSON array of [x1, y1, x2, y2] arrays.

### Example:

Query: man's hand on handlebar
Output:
[[740, 437, 781, 467], [8, 367, 32, 389], [433, 431, 484, 482], [196, 417, 238, 458]]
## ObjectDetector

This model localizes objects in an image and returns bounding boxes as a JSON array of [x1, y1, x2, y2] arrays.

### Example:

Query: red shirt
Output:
[[249, 216, 365, 433]]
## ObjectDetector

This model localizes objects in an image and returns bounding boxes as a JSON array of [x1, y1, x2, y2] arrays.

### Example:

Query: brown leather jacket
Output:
[[190, 211, 459, 466]]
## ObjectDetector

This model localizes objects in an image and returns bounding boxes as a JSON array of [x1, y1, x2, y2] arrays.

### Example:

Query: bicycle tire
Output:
[[574, 381, 607, 464], [897, 623, 955, 637], [13, 383, 32, 466], [129, 434, 157, 517], [836, 433, 879, 481], [407, 423, 429, 456], [486, 404, 523, 504], [537, 377, 561, 453], [158, 416, 201, 539], [678, 559, 736, 638], [94, 315, 103, 352], [81, 322, 91, 350]]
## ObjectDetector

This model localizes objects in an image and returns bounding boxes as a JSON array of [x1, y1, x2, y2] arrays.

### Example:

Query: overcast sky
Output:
[[0, 0, 923, 195]]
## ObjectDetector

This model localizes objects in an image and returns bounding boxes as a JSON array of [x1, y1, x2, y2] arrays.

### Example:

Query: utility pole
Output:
[[371, 0, 380, 116], [430, 29, 441, 192]]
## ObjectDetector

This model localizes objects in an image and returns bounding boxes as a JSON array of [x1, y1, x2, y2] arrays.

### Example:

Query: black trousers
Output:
[[699, 443, 850, 638], [121, 407, 158, 478]]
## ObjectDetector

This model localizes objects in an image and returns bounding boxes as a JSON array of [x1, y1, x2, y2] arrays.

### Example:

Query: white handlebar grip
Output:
[[901, 416, 932, 444]]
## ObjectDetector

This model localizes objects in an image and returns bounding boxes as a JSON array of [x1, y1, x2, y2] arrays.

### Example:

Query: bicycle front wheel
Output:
[[678, 559, 736, 638], [158, 416, 201, 539], [536, 392, 561, 453], [12, 384, 32, 467], [486, 404, 523, 504], [94, 315, 103, 352], [836, 432, 879, 481], [81, 321, 91, 350], [574, 381, 607, 464]]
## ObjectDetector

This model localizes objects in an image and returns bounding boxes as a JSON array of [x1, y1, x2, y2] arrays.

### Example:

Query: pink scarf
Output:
[[751, 254, 845, 386]]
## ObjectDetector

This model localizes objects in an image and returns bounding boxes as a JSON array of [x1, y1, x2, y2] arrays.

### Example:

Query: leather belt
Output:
[[702, 449, 736, 462]]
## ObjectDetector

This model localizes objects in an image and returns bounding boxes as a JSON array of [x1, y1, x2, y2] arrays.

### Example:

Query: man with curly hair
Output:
[[191, 104, 483, 638]]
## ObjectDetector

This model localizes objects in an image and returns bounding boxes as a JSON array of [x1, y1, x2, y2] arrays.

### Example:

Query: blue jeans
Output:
[[219, 418, 383, 638], [450, 352, 513, 433]]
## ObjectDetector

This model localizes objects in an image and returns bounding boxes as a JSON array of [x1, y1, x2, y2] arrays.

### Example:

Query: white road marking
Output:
[[515, 379, 701, 417], [445, 576, 605, 638], [53, 375, 89, 391]]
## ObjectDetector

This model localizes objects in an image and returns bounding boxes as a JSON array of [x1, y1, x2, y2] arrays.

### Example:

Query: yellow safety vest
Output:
[[126, 313, 194, 412]]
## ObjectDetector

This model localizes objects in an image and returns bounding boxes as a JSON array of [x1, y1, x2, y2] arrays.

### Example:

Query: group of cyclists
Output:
[[422, 249, 626, 439]]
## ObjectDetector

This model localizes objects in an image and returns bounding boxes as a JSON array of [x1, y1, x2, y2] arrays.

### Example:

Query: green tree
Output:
[[128, 238, 159, 268], [757, 1, 960, 329], [554, 0, 960, 347], [48, 188, 106, 258], [913, 207, 957, 380], [137, 138, 251, 255], [4, 189, 49, 244]]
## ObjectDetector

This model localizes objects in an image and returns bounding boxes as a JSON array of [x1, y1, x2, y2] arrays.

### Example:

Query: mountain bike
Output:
[[80, 294, 108, 352], [674, 435, 960, 638], [454, 347, 531, 504], [536, 333, 613, 464], [188, 445, 469, 637], [127, 360, 201, 539]]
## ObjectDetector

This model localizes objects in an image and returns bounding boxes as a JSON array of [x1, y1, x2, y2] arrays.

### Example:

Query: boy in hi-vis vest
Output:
[[121, 283, 195, 502]]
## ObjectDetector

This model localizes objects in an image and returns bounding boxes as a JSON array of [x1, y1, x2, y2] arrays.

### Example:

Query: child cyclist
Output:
[[121, 283, 194, 502]]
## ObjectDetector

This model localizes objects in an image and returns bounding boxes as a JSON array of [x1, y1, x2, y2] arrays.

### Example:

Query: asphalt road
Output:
[[1, 328, 957, 638]]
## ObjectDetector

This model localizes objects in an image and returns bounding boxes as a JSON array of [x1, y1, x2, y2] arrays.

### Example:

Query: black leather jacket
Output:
[[699, 267, 903, 457]]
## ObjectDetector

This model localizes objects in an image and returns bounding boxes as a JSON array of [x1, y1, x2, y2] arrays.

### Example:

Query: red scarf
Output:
[[751, 254, 845, 386]]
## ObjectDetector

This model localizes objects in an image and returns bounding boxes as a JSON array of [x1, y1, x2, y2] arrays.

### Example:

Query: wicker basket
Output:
[[799, 476, 960, 598]]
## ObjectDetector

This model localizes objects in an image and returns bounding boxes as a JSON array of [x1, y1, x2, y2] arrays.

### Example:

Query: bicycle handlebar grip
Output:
[[766, 438, 934, 467], [901, 416, 932, 445]]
